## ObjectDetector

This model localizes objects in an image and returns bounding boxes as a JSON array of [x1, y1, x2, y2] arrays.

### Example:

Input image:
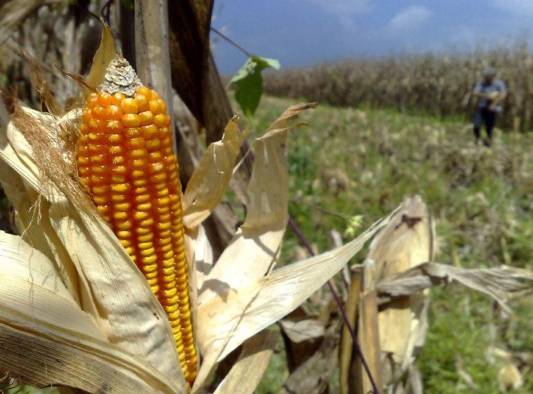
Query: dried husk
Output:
[[0, 231, 180, 393]]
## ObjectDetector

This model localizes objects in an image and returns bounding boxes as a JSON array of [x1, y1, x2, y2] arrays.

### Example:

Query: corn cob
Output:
[[76, 81, 197, 384]]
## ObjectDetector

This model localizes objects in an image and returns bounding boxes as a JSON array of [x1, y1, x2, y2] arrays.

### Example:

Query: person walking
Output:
[[472, 67, 507, 147]]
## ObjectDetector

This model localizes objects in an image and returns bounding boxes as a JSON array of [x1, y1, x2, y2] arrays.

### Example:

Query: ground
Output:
[[246, 96, 532, 393]]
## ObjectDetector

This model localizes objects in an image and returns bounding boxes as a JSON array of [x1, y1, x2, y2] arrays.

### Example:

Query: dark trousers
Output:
[[473, 108, 496, 145]]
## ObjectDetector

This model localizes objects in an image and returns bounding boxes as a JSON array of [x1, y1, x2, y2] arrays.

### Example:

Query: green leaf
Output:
[[230, 56, 280, 117], [7, 385, 60, 394]]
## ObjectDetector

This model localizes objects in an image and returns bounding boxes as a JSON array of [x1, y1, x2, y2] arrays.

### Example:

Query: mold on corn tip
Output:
[[99, 57, 142, 96]]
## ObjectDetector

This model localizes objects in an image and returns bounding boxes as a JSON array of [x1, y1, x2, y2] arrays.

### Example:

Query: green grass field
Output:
[[247, 96, 532, 393]]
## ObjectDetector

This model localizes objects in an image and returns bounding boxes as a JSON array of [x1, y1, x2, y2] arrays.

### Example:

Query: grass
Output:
[[244, 96, 532, 393]]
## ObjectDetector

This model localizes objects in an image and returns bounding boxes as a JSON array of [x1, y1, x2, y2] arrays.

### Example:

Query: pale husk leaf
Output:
[[199, 104, 316, 303], [86, 23, 116, 92], [183, 116, 245, 229], [197, 208, 398, 366], [0, 231, 180, 393], [213, 330, 276, 394], [376, 262, 533, 311], [0, 108, 186, 389], [193, 104, 316, 388], [366, 196, 432, 382]]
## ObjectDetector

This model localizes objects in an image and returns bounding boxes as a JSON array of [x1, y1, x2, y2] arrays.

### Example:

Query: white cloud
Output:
[[301, 0, 372, 29], [492, 0, 533, 17], [388, 6, 432, 32]]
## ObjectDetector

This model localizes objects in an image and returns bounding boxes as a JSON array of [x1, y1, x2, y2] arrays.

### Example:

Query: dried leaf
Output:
[[197, 207, 397, 365], [183, 116, 245, 229], [366, 196, 432, 385], [376, 262, 533, 312], [0, 231, 180, 394], [193, 105, 314, 389], [213, 330, 276, 394], [0, 0, 41, 46], [85, 23, 116, 92], [200, 104, 314, 302], [280, 322, 339, 394], [280, 319, 325, 343]]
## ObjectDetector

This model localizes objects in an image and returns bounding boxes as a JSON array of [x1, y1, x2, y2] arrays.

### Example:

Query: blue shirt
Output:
[[473, 79, 507, 112]]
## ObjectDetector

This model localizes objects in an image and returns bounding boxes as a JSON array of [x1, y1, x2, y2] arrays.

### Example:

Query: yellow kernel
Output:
[[78, 156, 90, 166], [137, 202, 152, 211], [165, 304, 179, 314], [135, 93, 149, 111], [138, 218, 155, 227], [111, 183, 130, 193], [117, 230, 132, 238], [145, 271, 158, 279], [131, 170, 145, 179], [121, 98, 139, 114], [157, 189, 169, 197], [130, 149, 147, 159], [107, 120, 121, 131], [111, 175, 127, 183], [142, 124, 158, 138], [113, 211, 128, 220], [135, 194, 150, 203], [149, 152, 162, 161], [94, 198, 108, 206], [116, 220, 133, 230], [134, 211, 150, 221], [139, 111, 154, 125], [126, 128, 142, 138], [131, 159, 147, 168], [136, 86, 152, 97], [159, 237, 172, 246], [160, 243, 172, 253], [111, 165, 127, 175], [114, 202, 130, 211], [138, 241, 153, 249], [142, 263, 158, 273], [109, 146, 122, 155], [91, 185, 109, 195], [154, 114, 170, 127], [146, 139, 161, 150], [136, 227, 151, 235], [111, 194, 127, 202], [138, 233, 154, 242], [151, 173, 167, 183], [140, 247, 156, 257], [105, 104, 122, 119], [87, 93, 99, 107], [162, 249, 174, 259], [128, 137, 145, 148], [163, 287, 178, 298], [162, 257, 174, 268], [122, 114, 140, 127], [108, 134, 122, 143], [112, 156, 126, 165], [133, 178, 148, 187], [142, 255, 157, 264]]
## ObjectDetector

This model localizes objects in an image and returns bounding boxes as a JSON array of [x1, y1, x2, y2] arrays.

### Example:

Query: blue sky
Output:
[[211, 0, 533, 75]]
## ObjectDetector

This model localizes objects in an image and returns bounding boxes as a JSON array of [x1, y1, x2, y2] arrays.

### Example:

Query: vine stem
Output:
[[211, 27, 254, 58], [287, 216, 381, 394]]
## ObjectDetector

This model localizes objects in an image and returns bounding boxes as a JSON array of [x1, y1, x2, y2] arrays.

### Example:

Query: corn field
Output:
[[263, 44, 533, 132], [0, 2, 532, 394]]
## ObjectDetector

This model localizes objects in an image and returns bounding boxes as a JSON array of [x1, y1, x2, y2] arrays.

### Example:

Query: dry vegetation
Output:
[[264, 44, 533, 131]]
